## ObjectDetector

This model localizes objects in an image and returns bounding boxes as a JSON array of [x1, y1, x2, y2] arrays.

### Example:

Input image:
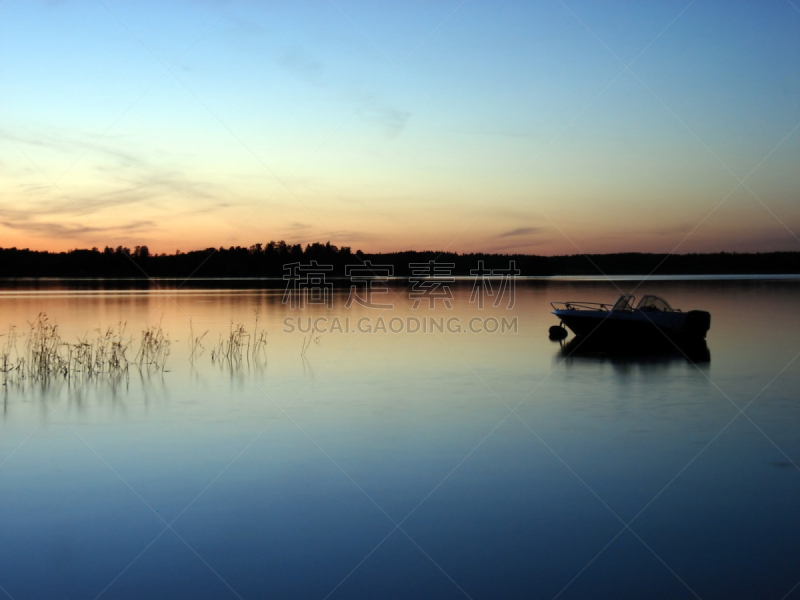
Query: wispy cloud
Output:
[[3, 127, 225, 220], [498, 226, 542, 238], [285, 221, 312, 231], [357, 101, 411, 138], [328, 229, 381, 243], [488, 238, 550, 253], [0, 217, 156, 240], [6, 129, 145, 168], [279, 47, 322, 83]]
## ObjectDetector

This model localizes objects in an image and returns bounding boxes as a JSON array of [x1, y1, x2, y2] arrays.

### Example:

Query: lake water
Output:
[[1, 278, 799, 599]]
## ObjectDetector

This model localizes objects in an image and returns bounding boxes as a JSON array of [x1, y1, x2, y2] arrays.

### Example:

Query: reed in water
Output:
[[210, 310, 268, 369], [1, 311, 271, 387], [0, 313, 172, 386]]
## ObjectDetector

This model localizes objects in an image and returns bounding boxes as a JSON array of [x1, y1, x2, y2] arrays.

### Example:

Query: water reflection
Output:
[[556, 335, 711, 366], [0, 368, 174, 417], [2, 280, 800, 599]]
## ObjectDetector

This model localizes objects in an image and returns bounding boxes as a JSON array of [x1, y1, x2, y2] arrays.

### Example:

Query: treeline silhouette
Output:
[[0, 242, 798, 278]]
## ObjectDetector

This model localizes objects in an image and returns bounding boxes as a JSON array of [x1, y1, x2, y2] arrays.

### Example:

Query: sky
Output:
[[1, 0, 799, 255]]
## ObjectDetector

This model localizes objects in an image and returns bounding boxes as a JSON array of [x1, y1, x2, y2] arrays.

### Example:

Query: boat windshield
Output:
[[611, 295, 635, 311], [636, 295, 674, 312]]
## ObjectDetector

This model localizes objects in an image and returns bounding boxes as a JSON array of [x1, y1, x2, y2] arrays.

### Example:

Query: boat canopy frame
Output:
[[551, 294, 682, 313], [636, 295, 679, 312], [550, 301, 611, 311]]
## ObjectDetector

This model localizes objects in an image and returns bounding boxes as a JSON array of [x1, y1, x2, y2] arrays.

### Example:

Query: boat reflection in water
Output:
[[555, 333, 711, 366]]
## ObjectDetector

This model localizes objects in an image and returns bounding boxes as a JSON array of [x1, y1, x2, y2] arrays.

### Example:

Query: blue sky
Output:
[[1, 0, 798, 254]]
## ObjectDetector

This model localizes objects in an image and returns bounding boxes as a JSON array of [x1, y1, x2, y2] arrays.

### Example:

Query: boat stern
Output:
[[683, 310, 711, 339]]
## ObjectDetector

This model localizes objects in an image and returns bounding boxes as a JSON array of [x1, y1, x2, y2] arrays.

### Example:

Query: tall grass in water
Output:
[[211, 321, 249, 368], [26, 313, 66, 378], [251, 309, 268, 360], [1, 326, 22, 384], [188, 319, 208, 363], [135, 321, 171, 371], [1, 312, 267, 387], [93, 324, 132, 374], [300, 333, 321, 357], [210, 310, 267, 370], [0, 313, 173, 386]]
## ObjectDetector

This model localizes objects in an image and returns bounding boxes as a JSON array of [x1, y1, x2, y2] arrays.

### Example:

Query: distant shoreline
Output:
[[0, 274, 799, 282], [1, 245, 798, 278]]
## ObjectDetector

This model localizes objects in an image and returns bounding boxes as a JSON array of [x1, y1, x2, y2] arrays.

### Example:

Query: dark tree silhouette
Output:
[[0, 243, 797, 278]]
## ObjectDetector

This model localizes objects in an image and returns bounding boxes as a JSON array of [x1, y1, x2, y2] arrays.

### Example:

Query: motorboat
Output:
[[550, 294, 710, 344]]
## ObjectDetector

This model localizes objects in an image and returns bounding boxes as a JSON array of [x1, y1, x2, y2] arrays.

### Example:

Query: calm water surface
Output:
[[1, 279, 799, 599]]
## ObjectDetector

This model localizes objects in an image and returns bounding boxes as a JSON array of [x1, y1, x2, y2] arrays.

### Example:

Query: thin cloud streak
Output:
[[0, 218, 157, 239], [498, 226, 542, 238]]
